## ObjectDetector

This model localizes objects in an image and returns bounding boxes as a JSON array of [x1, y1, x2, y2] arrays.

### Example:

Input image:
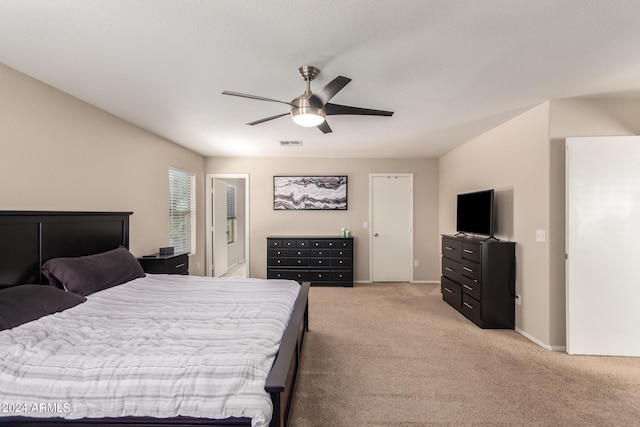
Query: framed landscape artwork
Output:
[[273, 176, 348, 210]]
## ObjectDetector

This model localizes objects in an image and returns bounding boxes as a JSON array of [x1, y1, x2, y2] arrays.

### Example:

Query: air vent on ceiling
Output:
[[279, 140, 303, 147]]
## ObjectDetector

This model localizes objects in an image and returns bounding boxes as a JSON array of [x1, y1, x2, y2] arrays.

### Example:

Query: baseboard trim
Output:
[[516, 327, 566, 352], [355, 280, 440, 284]]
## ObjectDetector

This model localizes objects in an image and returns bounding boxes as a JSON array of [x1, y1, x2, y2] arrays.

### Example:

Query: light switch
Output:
[[536, 229, 546, 242]]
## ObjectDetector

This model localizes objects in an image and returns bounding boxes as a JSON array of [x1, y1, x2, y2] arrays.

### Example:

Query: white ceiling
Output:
[[2, 1, 640, 158]]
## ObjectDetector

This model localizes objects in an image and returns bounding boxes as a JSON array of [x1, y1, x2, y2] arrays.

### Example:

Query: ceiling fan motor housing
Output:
[[291, 95, 326, 127]]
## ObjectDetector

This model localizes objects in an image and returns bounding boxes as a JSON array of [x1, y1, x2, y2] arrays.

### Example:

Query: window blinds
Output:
[[227, 185, 236, 219], [169, 167, 196, 254]]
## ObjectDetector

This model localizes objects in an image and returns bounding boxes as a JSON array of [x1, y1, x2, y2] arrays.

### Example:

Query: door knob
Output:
[[374, 233, 379, 237]]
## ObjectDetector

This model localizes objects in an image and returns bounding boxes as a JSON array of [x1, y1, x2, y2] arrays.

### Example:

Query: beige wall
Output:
[[439, 98, 640, 350], [0, 64, 206, 274], [205, 157, 440, 282], [439, 103, 553, 346], [547, 97, 640, 347]]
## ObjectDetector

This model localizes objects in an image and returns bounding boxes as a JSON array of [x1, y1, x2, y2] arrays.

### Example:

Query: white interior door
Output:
[[370, 174, 413, 282], [206, 173, 250, 278], [212, 178, 228, 277], [566, 136, 640, 356]]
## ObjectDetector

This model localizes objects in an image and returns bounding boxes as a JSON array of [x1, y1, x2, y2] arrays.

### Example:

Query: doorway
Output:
[[369, 173, 413, 282], [205, 174, 250, 278]]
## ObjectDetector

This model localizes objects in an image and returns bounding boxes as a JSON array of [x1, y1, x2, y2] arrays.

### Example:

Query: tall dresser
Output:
[[267, 236, 353, 287], [441, 234, 516, 329]]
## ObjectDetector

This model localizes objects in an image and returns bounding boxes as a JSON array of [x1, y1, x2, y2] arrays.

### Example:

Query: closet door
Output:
[[566, 136, 640, 356]]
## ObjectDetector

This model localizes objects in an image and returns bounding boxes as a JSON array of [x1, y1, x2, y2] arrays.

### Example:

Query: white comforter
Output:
[[0, 275, 300, 427]]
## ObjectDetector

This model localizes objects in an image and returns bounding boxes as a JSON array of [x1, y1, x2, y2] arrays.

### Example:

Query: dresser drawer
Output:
[[461, 259, 481, 282], [459, 274, 481, 301], [441, 276, 461, 310], [332, 271, 353, 282], [267, 269, 290, 280], [290, 257, 309, 266], [310, 240, 326, 248], [268, 248, 289, 257], [462, 242, 481, 263], [331, 258, 350, 267], [442, 237, 462, 262], [295, 240, 309, 248], [268, 257, 289, 266], [282, 239, 297, 248], [269, 269, 310, 283], [310, 248, 330, 257], [290, 248, 309, 257], [332, 249, 351, 258], [268, 239, 283, 248], [461, 294, 481, 327], [442, 257, 462, 282], [310, 258, 329, 266], [309, 270, 331, 281], [327, 239, 352, 249]]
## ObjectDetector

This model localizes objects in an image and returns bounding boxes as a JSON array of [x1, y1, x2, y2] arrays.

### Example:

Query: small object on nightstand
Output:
[[138, 252, 188, 275], [159, 246, 174, 255]]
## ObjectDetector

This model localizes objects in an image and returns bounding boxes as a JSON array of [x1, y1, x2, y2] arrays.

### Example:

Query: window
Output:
[[169, 167, 196, 254], [227, 184, 236, 244]]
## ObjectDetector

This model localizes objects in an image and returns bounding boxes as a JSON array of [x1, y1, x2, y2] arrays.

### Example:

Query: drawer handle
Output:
[[445, 246, 454, 251], [463, 267, 473, 272], [444, 287, 453, 293], [463, 249, 474, 254], [444, 267, 453, 272], [463, 285, 473, 291], [174, 263, 186, 269], [463, 302, 474, 309]]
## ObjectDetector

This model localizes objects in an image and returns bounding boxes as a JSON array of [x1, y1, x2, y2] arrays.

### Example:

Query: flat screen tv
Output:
[[456, 189, 494, 237]]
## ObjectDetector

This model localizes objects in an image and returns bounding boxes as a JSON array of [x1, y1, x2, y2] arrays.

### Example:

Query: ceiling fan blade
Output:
[[317, 120, 333, 134], [325, 103, 394, 116], [247, 113, 289, 126], [310, 76, 352, 106], [222, 91, 294, 106]]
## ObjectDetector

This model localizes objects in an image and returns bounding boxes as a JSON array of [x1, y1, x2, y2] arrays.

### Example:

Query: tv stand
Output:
[[441, 234, 516, 329]]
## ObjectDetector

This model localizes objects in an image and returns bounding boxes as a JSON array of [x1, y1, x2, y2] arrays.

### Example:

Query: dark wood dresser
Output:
[[267, 236, 353, 287], [138, 252, 189, 275], [441, 234, 515, 329]]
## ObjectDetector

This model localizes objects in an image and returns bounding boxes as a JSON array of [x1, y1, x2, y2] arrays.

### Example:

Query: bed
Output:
[[0, 211, 309, 427]]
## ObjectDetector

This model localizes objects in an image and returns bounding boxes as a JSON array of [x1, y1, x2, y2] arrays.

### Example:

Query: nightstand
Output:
[[138, 252, 189, 275]]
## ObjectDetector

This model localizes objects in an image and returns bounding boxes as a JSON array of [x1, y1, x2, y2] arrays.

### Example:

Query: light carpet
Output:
[[288, 283, 640, 426]]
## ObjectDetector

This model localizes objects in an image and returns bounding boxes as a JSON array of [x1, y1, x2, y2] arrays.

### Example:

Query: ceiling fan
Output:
[[222, 65, 394, 134]]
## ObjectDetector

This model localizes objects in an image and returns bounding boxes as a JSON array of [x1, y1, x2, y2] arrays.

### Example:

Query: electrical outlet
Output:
[[414, 260, 419, 267], [515, 294, 522, 306], [536, 229, 546, 242]]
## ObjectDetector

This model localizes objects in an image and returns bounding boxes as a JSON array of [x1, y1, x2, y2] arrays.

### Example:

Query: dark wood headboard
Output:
[[0, 211, 132, 287]]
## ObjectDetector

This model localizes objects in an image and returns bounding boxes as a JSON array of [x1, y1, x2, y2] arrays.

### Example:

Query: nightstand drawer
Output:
[[138, 253, 188, 275]]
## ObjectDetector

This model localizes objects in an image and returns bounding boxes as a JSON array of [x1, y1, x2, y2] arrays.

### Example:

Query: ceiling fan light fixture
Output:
[[291, 106, 326, 127]]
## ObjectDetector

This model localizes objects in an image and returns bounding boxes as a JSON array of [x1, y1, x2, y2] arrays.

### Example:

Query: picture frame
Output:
[[273, 176, 348, 210]]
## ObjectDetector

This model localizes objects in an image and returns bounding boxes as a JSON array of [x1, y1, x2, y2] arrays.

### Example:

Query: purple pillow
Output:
[[0, 285, 86, 331], [41, 247, 146, 296]]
